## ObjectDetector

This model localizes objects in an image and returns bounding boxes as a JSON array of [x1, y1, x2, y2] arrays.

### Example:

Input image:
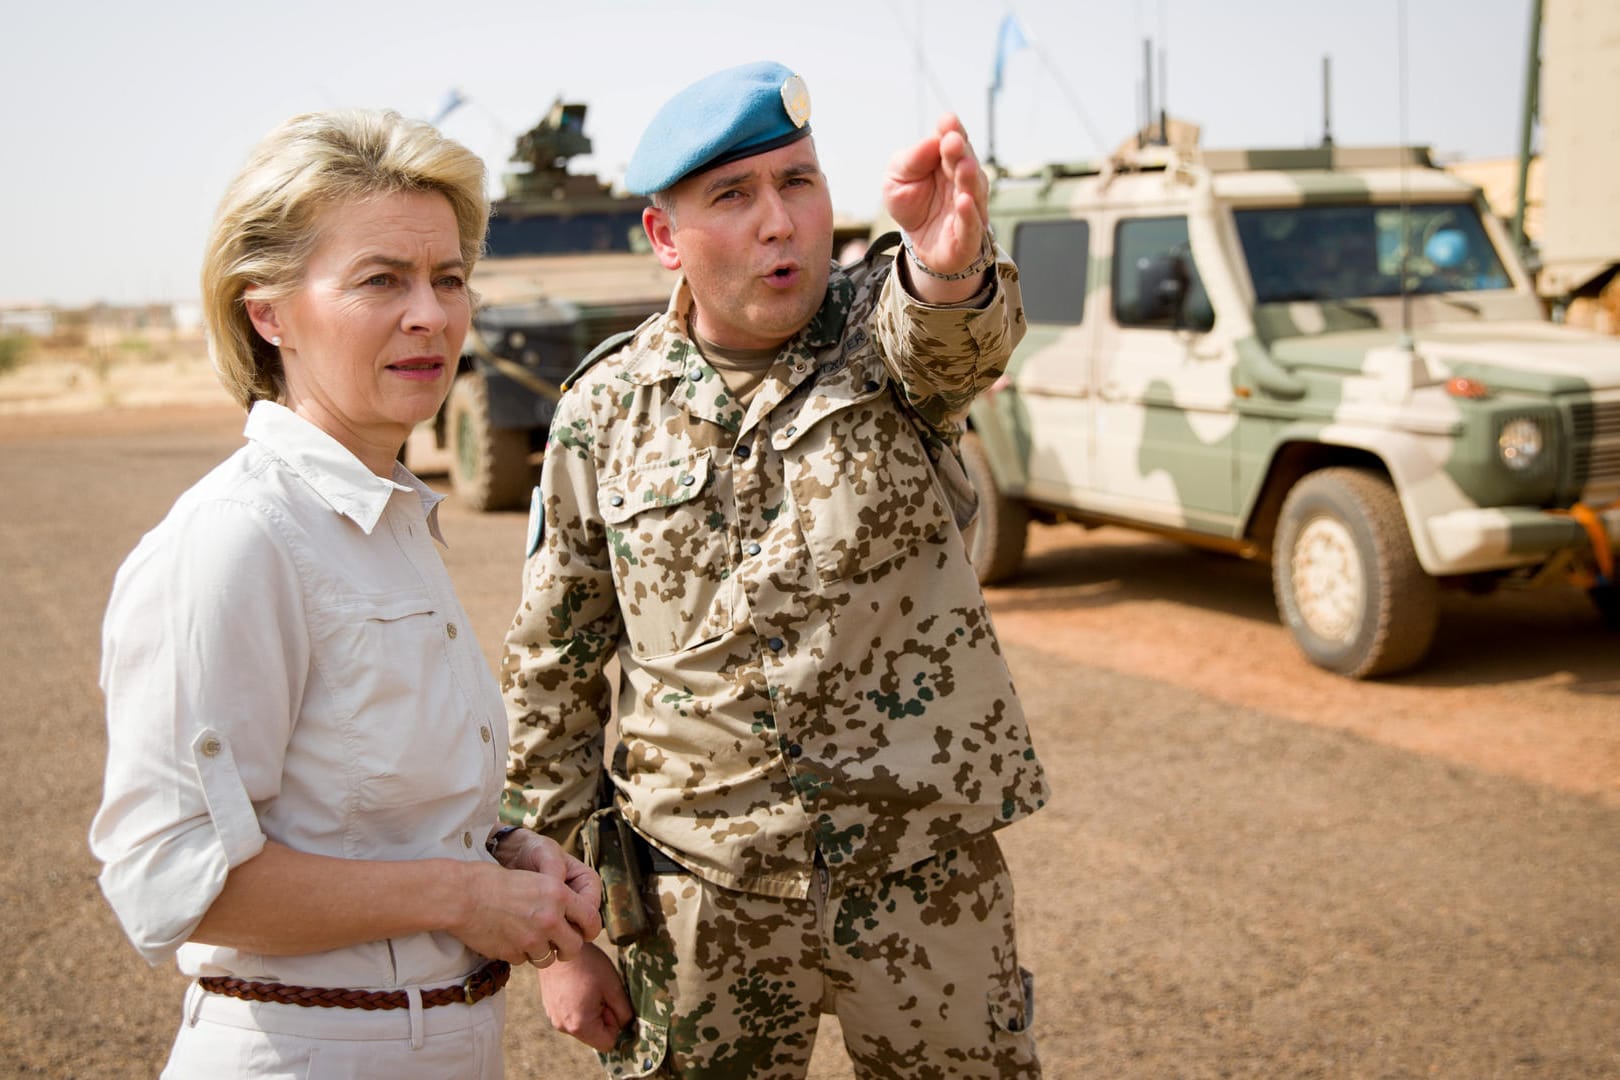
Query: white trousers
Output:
[[161, 980, 506, 1079]]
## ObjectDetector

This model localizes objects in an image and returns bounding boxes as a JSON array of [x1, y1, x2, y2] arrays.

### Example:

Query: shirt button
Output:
[[200, 737, 221, 757], [681, 474, 696, 487], [787, 742, 803, 758], [480, 726, 491, 743], [462, 831, 474, 848], [609, 494, 625, 507], [688, 369, 702, 382], [446, 623, 458, 640], [784, 425, 797, 438], [734, 445, 751, 460], [865, 380, 880, 393], [767, 637, 785, 652], [745, 542, 762, 557]]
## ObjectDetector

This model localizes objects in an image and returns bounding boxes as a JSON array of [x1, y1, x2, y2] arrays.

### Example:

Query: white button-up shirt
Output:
[[91, 401, 506, 990]]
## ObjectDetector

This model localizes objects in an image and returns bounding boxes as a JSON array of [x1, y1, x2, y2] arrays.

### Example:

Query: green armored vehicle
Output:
[[967, 136, 1620, 677], [426, 101, 676, 510]]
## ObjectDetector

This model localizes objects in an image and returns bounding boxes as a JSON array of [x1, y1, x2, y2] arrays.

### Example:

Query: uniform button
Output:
[[688, 369, 702, 382], [787, 742, 803, 758], [609, 494, 625, 507], [767, 637, 785, 652], [734, 445, 750, 460], [446, 623, 458, 639], [200, 737, 221, 757], [480, 726, 491, 743], [681, 474, 696, 487], [865, 380, 880, 393], [784, 425, 797, 437], [462, 831, 474, 848], [745, 542, 762, 557]]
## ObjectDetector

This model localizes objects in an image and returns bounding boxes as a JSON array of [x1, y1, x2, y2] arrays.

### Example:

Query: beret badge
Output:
[[780, 74, 811, 129]]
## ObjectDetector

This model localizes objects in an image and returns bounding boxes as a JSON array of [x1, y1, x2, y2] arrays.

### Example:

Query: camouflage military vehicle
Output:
[[966, 135, 1620, 677], [424, 101, 676, 510]]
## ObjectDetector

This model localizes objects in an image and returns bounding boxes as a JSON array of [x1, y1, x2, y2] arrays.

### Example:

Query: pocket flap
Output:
[[599, 452, 712, 525], [338, 588, 436, 623], [598, 1015, 670, 1078]]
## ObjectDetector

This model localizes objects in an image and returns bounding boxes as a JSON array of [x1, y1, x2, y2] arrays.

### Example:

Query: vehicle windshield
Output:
[[484, 209, 649, 257], [1233, 203, 1511, 304]]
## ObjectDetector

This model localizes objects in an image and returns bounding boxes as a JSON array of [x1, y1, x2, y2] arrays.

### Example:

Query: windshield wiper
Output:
[[1264, 294, 1380, 321], [1425, 292, 1482, 315]]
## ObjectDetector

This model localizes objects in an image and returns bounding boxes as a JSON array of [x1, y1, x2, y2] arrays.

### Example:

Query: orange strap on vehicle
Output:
[[1560, 501, 1617, 584]]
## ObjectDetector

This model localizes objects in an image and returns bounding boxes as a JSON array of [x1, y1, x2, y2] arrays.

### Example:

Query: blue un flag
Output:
[[992, 13, 1030, 93]]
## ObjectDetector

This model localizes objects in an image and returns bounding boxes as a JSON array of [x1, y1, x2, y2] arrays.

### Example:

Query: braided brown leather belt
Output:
[[196, 959, 510, 1010]]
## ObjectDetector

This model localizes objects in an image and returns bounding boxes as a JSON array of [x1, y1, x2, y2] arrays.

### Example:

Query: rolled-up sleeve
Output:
[[90, 497, 307, 963]]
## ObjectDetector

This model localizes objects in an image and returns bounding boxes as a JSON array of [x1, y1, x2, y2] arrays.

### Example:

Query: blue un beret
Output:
[[624, 61, 813, 195]]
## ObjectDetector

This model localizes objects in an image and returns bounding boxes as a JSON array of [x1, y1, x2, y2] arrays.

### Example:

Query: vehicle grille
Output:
[[1570, 396, 1620, 489]]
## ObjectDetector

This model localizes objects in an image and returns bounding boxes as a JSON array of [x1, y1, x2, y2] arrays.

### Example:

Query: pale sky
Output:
[[1, 0, 1533, 306]]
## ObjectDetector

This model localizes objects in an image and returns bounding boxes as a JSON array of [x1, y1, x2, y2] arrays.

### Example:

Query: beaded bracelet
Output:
[[901, 230, 996, 282]]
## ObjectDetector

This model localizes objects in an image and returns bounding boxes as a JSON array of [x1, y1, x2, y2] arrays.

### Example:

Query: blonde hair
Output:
[[201, 109, 489, 409]]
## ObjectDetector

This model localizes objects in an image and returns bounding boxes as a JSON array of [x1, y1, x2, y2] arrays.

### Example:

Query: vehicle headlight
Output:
[[1497, 417, 1544, 471]]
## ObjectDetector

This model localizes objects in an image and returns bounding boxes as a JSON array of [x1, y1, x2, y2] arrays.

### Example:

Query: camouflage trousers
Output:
[[599, 832, 1039, 1079]]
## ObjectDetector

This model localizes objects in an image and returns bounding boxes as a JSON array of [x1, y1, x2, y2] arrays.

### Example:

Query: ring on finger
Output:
[[530, 946, 557, 968]]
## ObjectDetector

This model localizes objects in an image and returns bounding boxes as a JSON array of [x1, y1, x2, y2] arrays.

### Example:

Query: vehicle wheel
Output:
[[446, 372, 534, 511], [1590, 582, 1620, 629], [959, 430, 1028, 585], [1272, 467, 1438, 678]]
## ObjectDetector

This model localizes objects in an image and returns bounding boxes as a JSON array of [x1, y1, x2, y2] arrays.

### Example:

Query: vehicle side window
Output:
[[1012, 219, 1090, 325], [1113, 216, 1215, 332]]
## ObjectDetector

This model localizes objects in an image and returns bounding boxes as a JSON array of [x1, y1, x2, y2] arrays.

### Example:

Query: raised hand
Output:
[[881, 113, 994, 302]]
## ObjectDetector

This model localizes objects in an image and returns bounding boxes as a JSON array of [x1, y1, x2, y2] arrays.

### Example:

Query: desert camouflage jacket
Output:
[[502, 243, 1049, 899]]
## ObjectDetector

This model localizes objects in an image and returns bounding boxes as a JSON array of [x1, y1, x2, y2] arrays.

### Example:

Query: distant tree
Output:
[[0, 333, 30, 376]]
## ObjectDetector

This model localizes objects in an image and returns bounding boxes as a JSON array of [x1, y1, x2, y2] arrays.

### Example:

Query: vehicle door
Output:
[[1092, 212, 1240, 531], [998, 216, 1099, 502]]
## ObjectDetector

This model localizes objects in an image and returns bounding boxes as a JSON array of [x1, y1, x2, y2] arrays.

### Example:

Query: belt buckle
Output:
[[462, 964, 487, 1006]]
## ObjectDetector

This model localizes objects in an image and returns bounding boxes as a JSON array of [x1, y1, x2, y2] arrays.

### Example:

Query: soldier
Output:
[[501, 60, 1048, 1078]]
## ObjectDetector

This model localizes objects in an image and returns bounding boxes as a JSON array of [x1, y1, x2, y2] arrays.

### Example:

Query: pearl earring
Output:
[[271, 336, 282, 347]]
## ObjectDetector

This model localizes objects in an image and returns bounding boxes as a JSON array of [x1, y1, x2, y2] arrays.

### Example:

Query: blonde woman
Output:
[[90, 109, 600, 1078]]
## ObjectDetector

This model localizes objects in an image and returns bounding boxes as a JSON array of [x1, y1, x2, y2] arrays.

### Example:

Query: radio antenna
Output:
[[1321, 55, 1334, 148], [1159, 43, 1169, 145], [1142, 38, 1155, 145]]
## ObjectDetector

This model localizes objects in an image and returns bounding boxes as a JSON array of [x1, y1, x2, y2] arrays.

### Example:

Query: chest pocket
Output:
[[600, 450, 738, 660], [781, 393, 955, 585], [306, 589, 487, 820]]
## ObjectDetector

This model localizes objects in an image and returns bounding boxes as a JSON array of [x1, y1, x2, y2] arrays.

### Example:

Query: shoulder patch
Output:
[[525, 485, 544, 558]]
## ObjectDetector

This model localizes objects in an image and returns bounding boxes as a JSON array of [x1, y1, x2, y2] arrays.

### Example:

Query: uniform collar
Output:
[[617, 267, 857, 432], [243, 400, 447, 542]]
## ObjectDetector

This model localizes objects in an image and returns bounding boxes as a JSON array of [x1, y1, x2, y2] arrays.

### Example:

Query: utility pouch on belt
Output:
[[581, 807, 647, 945]]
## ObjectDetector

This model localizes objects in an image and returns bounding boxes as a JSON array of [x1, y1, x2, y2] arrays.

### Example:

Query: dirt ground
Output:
[[2, 363, 1617, 1077]]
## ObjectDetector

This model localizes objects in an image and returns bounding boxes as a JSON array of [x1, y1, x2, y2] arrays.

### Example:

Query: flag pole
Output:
[[988, 83, 998, 168]]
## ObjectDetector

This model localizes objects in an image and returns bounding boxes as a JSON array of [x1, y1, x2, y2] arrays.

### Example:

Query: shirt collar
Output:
[[622, 265, 856, 383], [243, 401, 447, 541]]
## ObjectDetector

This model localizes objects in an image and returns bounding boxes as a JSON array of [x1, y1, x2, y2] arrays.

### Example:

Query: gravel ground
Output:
[[2, 403, 1616, 1079]]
